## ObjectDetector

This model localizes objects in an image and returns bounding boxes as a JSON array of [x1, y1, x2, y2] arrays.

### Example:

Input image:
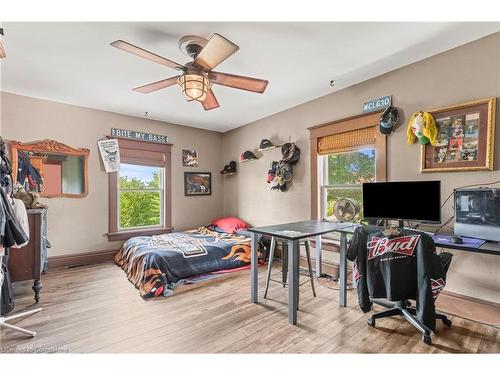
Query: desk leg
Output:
[[288, 239, 299, 325], [251, 232, 258, 303], [339, 232, 347, 307], [315, 235, 322, 278], [282, 242, 288, 287]]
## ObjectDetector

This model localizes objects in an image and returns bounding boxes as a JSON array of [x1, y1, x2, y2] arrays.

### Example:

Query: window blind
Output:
[[318, 126, 377, 155], [116, 138, 169, 167], [120, 148, 166, 167]]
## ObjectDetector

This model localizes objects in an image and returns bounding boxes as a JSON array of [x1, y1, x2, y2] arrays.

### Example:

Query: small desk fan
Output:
[[333, 198, 360, 222]]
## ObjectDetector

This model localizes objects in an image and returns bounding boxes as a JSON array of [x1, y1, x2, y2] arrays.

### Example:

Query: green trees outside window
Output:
[[324, 148, 376, 221], [118, 163, 163, 230]]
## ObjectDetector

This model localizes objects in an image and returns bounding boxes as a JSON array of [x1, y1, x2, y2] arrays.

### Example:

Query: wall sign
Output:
[[111, 128, 169, 144], [97, 138, 120, 173], [362, 95, 392, 113]]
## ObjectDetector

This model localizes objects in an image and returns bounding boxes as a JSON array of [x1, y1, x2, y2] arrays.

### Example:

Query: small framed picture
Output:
[[421, 97, 496, 172], [184, 172, 211, 196], [182, 149, 199, 167]]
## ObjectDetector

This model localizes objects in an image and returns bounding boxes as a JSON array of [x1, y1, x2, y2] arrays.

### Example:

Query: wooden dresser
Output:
[[7, 208, 48, 303]]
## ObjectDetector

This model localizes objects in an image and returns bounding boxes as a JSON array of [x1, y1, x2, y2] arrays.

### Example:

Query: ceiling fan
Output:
[[110, 33, 269, 111]]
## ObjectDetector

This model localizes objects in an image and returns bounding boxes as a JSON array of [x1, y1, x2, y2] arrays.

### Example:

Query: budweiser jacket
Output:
[[347, 226, 450, 332]]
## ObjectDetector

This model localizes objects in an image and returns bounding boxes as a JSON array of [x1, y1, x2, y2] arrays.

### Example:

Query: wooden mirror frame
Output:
[[10, 139, 90, 198]]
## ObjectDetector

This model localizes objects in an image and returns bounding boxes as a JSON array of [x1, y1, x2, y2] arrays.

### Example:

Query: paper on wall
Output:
[[97, 139, 120, 173]]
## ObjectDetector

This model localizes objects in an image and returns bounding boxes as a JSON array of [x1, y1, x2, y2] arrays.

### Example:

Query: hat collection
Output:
[[268, 143, 300, 191], [222, 138, 301, 193], [220, 103, 407, 192], [222, 106, 400, 188]]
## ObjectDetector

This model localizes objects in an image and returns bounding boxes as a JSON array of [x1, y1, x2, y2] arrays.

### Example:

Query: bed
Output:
[[115, 226, 263, 298]]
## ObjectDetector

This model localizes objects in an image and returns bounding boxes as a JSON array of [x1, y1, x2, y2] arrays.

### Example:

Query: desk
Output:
[[248, 220, 357, 325], [432, 238, 500, 256]]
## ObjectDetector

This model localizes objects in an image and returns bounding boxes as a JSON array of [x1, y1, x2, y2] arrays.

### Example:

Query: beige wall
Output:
[[222, 32, 500, 303], [1, 92, 224, 257]]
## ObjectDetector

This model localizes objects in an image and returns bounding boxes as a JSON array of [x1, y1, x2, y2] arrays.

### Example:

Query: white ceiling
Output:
[[1, 22, 499, 132]]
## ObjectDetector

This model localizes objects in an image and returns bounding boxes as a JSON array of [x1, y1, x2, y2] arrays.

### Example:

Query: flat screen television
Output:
[[362, 181, 441, 223]]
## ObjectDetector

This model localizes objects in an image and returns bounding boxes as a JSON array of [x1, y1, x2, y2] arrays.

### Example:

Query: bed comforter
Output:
[[115, 227, 262, 298]]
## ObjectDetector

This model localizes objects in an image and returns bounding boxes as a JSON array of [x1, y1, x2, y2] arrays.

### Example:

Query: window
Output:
[[108, 138, 172, 241], [118, 163, 164, 230], [320, 148, 376, 222], [308, 111, 387, 221]]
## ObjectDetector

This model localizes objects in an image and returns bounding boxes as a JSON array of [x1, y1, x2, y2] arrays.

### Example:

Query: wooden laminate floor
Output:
[[0, 262, 498, 353]]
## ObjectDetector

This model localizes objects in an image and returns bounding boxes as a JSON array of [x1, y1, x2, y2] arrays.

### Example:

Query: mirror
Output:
[[11, 139, 89, 198]]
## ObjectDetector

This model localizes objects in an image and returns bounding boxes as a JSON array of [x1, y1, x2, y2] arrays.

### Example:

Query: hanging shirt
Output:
[[347, 225, 449, 332], [0, 188, 29, 248], [11, 198, 29, 248]]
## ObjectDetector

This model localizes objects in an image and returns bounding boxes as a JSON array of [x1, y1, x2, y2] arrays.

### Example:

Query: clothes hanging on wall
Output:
[[0, 137, 13, 193], [1, 251, 15, 315], [0, 137, 29, 248], [10, 198, 29, 248], [17, 150, 43, 192], [0, 146, 30, 315], [0, 144, 41, 330], [0, 187, 29, 248]]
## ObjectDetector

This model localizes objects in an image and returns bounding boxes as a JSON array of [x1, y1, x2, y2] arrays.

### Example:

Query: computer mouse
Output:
[[450, 235, 463, 244]]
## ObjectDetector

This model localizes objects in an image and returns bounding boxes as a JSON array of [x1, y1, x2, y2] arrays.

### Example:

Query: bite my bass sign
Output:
[[111, 128, 169, 144]]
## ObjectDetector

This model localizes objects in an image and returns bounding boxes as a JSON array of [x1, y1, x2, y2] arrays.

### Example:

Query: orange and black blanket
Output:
[[115, 227, 262, 299]]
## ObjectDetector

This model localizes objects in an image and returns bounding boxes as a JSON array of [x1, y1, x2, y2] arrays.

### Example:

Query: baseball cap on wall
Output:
[[379, 106, 400, 135], [240, 151, 258, 161], [259, 139, 275, 150], [221, 161, 237, 174]]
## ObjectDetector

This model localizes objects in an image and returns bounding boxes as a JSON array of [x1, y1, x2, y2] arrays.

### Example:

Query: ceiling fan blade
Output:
[[133, 76, 180, 94], [208, 71, 268, 93], [202, 89, 220, 111], [111, 40, 184, 71], [193, 34, 239, 71]]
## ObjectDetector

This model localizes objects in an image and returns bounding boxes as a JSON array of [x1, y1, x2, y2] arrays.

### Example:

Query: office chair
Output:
[[367, 252, 453, 345]]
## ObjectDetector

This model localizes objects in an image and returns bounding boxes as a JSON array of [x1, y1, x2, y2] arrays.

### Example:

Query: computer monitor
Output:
[[362, 181, 441, 224]]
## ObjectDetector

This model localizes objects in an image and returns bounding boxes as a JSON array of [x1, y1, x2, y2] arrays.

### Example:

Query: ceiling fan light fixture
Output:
[[112, 33, 267, 111], [178, 73, 211, 102]]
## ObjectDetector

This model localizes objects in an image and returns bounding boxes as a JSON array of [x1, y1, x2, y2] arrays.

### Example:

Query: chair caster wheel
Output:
[[367, 318, 376, 327], [422, 334, 432, 345], [442, 317, 452, 327]]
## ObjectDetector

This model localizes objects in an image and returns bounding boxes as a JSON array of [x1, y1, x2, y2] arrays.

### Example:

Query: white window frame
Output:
[[117, 163, 165, 231], [319, 148, 376, 220]]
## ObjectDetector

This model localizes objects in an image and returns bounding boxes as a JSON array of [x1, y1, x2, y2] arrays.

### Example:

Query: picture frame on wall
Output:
[[184, 172, 212, 196], [421, 97, 496, 173], [182, 149, 199, 167]]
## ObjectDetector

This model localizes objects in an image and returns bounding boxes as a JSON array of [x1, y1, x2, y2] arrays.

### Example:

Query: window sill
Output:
[[309, 236, 341, 253], [107, 227, 173, 242]]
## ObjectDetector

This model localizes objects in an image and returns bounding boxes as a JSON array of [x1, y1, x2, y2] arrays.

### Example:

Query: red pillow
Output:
[[211, 217, 250, 233]]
